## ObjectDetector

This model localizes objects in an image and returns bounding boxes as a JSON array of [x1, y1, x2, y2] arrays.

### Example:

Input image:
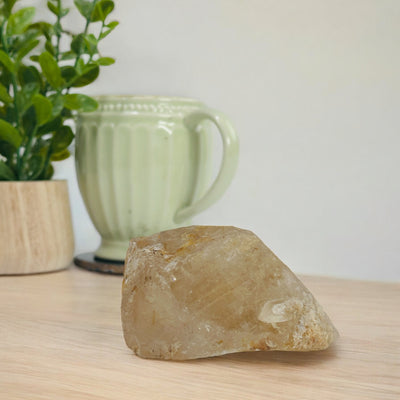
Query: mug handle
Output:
[[174, 108, 239, 224]]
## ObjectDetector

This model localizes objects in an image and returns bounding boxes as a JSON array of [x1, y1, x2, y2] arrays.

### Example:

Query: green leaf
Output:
[[83, 34, 98, 56], [100, 20, 119, 40], [0, 160, 16, 180], [61, 107, 72, 119], [7, 7, 36, 36], [21, 81, 40, 96], [45, 40, 56, 56], [16, 39, 40, 63], [37, 116, 62, 136], [17, 82, 40, 113], [0, 83, 12, 103], [107, 21, 119, 29], [3, 0, 18, 18], [60, 66, 77, 83], [52, 125, 74, 153], [49, 94, 64, 117], [99, 30, 111, 40], [47, 1, 58, 15], [47, 1, 69, 18], [0, 139, 15, 159], [0, 67, 12, 88], [71, 64, 99, 87], [18, 65, 43, 88], [29, 22, 54, 40], [32, 94, 53, 125], [96, 57, 115, 66], [71, 33, 85, 55], [39, 163, 54, 179], [69, 32, 97, 60], [8, 28, 41, 54], [0, 119, 22, 148], [32, 136, 50, 154], [92, 0, 114, 22], [39, 51, 64, 89], [61, 7, 70, 17], [51, 148, 70, 161], [25, 154, 45, 180], [5, 103, 17, 122], [63, 94, 97, 112], [76, 58, 85, 73], [22, 105, 37, 137], [60, 51, 76, 61], [0, 50, 15, 72], [74, 0, 93, 19]]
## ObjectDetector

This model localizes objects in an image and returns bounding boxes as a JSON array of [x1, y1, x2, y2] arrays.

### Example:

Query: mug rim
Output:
[[91, 94, 203, 104], [78, 95, 205, 116]]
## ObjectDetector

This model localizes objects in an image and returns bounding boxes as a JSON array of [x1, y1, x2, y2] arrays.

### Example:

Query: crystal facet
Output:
[[121, 226, 338, 360]]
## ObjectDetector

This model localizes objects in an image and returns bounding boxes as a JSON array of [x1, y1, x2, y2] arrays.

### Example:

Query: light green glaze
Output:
[[75, 96, 239, 261]]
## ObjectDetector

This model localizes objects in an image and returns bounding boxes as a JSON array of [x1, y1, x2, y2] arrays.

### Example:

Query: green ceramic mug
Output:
[[75, 96, 239, 261]]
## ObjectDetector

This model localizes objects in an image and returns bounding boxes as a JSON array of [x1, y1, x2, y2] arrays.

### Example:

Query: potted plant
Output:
[[0, 0, 117, 274]]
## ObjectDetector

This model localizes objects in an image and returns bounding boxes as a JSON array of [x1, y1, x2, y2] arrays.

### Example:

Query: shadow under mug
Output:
[[75, 95, 239, 261]]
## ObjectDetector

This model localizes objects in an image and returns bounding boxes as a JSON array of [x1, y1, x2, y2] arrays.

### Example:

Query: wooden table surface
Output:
[[0, 267, 399, 399]]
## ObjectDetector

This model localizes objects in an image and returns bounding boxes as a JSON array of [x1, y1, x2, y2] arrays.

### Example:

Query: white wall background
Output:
[[46, 0, 400, 281]]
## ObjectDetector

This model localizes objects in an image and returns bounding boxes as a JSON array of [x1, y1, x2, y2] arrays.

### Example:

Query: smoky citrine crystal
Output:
[[121, 226, 338, 360]]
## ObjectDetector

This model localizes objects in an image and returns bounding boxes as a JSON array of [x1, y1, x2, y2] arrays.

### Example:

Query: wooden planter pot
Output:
[[0, 180, 74, 275]]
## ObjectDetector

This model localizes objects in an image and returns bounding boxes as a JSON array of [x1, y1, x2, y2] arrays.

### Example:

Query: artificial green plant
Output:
[[0, 0, 117, 180]]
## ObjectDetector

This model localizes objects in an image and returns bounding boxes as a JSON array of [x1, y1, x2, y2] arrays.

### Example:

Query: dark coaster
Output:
[[74, 252, 124, 275]]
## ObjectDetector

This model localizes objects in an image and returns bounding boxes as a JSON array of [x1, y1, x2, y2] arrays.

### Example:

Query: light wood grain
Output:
[[0, 181, 74, 275], [0, 267, 398, 399]]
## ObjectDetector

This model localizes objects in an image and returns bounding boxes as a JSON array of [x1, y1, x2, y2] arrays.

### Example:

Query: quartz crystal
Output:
[[121, 226, 338, 360]]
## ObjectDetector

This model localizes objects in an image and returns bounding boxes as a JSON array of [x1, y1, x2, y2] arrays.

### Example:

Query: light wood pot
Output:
[[0, 180, 74, 275]]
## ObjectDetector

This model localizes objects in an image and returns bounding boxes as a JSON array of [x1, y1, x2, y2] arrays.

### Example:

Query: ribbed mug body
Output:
[[75, 96, 212, 261]]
